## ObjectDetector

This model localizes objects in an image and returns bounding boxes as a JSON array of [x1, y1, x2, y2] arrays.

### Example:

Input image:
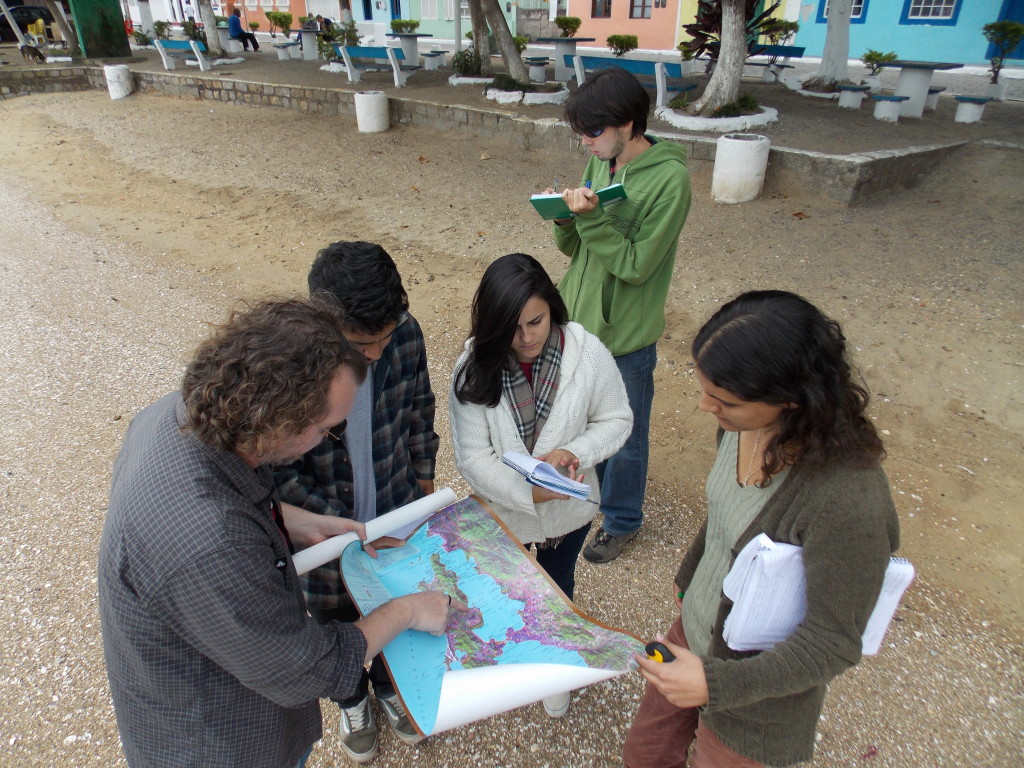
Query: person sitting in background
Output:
[[228, 8, 260, 51], [450, 252, 632, 719]]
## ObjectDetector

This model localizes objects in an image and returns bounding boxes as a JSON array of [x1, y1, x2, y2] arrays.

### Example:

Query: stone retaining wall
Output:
[[0, 65, 965, 206]]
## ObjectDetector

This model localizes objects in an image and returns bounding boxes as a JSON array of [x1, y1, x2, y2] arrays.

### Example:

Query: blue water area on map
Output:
[[494, 639, 587, 666]]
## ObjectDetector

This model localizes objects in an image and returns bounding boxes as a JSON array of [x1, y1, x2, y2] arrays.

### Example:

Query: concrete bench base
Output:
[[423, 51, 447, 70], [872, 94, 909, 123], [954, 96, 992, 124], [837, 86, 869, 109], [925, 86, 945, 111]]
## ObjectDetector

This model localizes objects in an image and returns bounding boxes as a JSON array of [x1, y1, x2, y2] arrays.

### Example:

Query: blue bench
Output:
[[954, 95, 993, 123], [333, 44, 420, 87], [422, 49, 449, 70], [153, 38, 244, 72], [566, 55, 697, 108], [273, 40, 301, 61], [871, 93, 909, 122]]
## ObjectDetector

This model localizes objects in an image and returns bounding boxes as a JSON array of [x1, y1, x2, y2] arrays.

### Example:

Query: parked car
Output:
[[0, 6, 55, 44]]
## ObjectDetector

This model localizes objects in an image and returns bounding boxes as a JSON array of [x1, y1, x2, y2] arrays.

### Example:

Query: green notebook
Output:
[[529, 183, 628, 220]]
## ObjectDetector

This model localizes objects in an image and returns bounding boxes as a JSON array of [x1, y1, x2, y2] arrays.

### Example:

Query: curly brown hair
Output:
[[181, 297, 366, 457]]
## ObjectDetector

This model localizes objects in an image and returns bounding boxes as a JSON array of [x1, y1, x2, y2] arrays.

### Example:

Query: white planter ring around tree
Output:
[[711, 133, 770, 204]]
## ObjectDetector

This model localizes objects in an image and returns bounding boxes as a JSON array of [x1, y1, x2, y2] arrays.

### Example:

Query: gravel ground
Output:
[[0, 86, 1021, 768]]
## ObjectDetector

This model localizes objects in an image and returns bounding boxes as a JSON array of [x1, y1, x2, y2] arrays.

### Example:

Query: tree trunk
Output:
[[197, 0, 223, 56], [691, 0, 746, 116], [809, 0, 851, 85], [466, 0, 492, 76], [480, 0, 528, 82]]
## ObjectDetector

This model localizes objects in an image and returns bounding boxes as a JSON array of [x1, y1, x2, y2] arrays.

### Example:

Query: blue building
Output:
[[792, 0, 1023, 66]]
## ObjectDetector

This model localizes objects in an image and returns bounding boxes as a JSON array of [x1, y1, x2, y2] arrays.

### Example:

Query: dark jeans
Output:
[[595, 343, 656, 536], [309, 603, 393, 708], [232, 31, 260, 51], [532, 522, 591, 600]]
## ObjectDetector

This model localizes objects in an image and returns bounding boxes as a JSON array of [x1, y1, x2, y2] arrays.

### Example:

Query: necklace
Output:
[[738, 428, 763, 487]]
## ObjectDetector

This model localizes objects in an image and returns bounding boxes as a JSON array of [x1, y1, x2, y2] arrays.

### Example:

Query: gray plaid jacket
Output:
[[98, 393, 368, 768]]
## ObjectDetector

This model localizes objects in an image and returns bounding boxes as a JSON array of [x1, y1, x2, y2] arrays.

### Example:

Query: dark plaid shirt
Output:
[[274, 312, 439, 611], [98, 394, 368, 768]]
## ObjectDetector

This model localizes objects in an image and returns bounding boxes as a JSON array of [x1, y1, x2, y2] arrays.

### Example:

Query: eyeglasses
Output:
[[310, 419, 345, 442]]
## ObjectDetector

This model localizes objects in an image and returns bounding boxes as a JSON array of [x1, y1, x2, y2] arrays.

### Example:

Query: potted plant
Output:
[[391, 19, 420, 34], [248, 21, 260, 32], [861, 49, 896, 93], [761, 18, 798, 81], [982, 20, 1024, 100], [554, 16, 581, 38], [607, 34, 638, 57]]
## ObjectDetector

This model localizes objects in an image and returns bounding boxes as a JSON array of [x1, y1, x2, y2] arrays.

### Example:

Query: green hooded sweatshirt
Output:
[[554, 137, 691, 357]]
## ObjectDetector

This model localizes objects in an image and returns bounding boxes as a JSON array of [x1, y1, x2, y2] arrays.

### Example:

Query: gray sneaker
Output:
[[339, 694, 379, 763], [582, 528, 638, 563], [378, 690, 423, 746]]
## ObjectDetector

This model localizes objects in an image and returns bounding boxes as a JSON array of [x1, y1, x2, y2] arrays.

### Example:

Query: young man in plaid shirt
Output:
[[274, 241, 439, 763]]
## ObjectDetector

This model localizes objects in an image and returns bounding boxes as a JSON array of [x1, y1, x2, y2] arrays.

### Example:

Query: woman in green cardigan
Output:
[[624, 290, 900, 768]]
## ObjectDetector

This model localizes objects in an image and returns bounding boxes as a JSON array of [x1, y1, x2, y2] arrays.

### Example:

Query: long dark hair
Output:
[[692, 290, 883, 482], [454, 253, 568, 407]]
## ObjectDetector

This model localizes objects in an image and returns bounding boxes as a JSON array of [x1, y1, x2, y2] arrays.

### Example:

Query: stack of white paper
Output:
[[501, 452, 591, 501], [722, 534, 914, 656]]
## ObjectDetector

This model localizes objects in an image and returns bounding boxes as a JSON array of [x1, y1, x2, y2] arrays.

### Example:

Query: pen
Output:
[[553, 178, 558, 192], [584, 180, 592, 189], [645, 641, 676, 663]]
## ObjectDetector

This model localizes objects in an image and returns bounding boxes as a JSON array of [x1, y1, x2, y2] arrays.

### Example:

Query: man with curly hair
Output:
[[98, 298, 452, 768], [275, 242, 439, 762]]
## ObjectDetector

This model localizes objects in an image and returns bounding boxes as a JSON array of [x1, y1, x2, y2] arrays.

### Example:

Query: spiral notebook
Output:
[[722, 534, 915, 656], [500, 451, 592, 501]]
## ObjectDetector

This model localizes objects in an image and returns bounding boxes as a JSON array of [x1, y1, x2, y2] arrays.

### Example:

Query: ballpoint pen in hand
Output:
[[552, 178, 558, 192]]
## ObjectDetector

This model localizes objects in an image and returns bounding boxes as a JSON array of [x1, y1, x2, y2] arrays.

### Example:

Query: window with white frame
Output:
[[900, 0, 959, 24], [907, 0, 956, 19], [422, 0, 438, 19], [821, 0, 865, 19]]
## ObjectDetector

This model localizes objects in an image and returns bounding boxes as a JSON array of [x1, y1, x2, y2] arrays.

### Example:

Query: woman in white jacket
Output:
[[450, 253, 632, 604]]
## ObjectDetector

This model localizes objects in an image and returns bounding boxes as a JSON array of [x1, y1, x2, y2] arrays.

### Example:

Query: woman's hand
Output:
[[532, 485, 570, 503], [635, 640, 709, 709], [538, 448, 581, 480]]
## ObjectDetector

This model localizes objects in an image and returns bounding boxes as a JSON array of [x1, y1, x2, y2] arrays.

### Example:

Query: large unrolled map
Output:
[[340, 495, 644, 737]]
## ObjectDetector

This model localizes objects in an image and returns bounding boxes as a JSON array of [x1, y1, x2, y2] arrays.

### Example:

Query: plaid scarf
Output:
[[502, 325, 563, 454]]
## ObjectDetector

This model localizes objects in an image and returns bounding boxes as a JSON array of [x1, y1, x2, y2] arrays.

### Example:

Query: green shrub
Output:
[[391, 19, 420, 33], [513, 35, 529, 53], [132, 29, 152, 46], [182, 19, 206, 45], [338, 20, 359, 46], [554, 16, 581, 38], [451, 46, 483, 76], [607, 34, 638, 57], [266, 11, 293, 38], [983, 20, 1024, 84], [491, 73, 535, 92], [668, 93, 691, 109], [861, 49, 897, 76], [152, 20, 170, 40], [248, 21, 260, 31], [737, 92, 760, 112]]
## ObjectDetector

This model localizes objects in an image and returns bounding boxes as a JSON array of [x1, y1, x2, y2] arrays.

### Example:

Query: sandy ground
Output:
[[0, 59, 1022, 768]]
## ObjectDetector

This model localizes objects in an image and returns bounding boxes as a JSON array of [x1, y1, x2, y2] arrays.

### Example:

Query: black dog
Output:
[[20, 45, 46, 64]]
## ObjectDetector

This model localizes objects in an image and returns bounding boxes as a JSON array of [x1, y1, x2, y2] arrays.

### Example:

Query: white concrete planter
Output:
[[486, 88, 525, 104], [986, 81, 1008, 101], [654, 105, 778, 133], [354, 90, 389, 133], [448, 75, 494, 86], [104, 64, 133, 100], [712, 133, 770, 204]]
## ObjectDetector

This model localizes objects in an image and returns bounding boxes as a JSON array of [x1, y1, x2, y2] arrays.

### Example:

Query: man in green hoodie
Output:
[[549, 67, 692, 564]]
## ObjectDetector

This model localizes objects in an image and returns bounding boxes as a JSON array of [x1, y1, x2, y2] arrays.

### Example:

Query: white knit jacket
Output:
[[449, 322, 632, 544]]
